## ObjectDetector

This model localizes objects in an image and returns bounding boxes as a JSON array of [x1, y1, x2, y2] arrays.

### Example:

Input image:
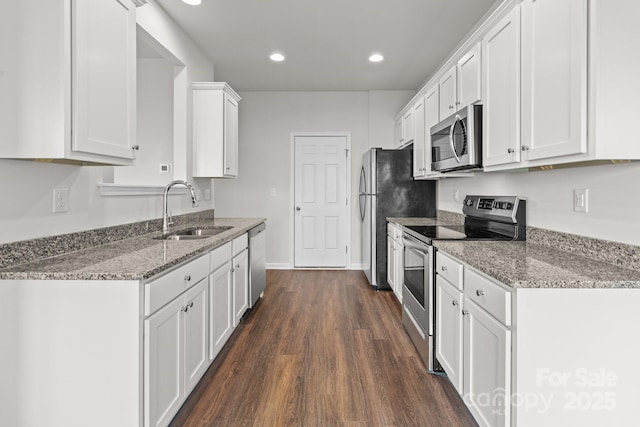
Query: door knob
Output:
[[295, 206, 301, 211]]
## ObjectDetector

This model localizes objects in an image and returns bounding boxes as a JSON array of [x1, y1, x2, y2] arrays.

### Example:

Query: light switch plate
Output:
[[53, 188, 69, 213], [574, 188, 588, 213]]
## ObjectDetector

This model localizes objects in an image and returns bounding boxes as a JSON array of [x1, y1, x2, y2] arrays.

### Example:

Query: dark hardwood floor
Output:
[[170, 270, 477, 427]]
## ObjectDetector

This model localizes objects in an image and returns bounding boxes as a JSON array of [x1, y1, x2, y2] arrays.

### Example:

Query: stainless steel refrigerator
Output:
[[359, 148, 437, 289]]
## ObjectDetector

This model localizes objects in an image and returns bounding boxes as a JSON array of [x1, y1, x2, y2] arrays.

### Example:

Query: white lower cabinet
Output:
[[232, 248, 249, 327], [209, 260, 233, 360], [145, 278, 208, 427], [386, 223, 404, 303], [436, 251, 511, 427], [435, 276, 464, 394]]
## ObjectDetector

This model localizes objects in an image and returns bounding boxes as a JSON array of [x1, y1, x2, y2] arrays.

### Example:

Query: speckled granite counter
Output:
[[433, 240, 640, 289], [388, 210, 464, 227], [0, 217, 266, 281]]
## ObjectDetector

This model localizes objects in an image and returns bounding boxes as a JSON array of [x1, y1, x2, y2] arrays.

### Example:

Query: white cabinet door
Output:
[[145, 297, 184, 427], [402, 109, 415, 144], [464, 299, 511, 427], [209, 261, 234, 360], [457, 43, 482, 108], [223, 93, 239, 176], [412, 97, 426, 178], [483, 5, 521, 168], [232, 249, 249, 327], [72, 0, 136, 160], [393, 238, 404, 303], [436, 276, 464, 394], [183, 279, 209, 395], [439, 67, 457, 119], [521, 0, 587, 161], [387, 236, 396, 291], [423, 85, 442, 178], [394, 118, 403, 147]]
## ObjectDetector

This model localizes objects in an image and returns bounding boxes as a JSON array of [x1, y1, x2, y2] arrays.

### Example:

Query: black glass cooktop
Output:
[[404, 225, 512, 243]]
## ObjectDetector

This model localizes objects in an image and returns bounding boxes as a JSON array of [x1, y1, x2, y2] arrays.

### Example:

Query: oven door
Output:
[[402, 234, 433, 335]]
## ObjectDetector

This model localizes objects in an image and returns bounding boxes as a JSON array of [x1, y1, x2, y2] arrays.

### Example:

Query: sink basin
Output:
[[153, 226, 233, 240], [175, 226, 232, 236]]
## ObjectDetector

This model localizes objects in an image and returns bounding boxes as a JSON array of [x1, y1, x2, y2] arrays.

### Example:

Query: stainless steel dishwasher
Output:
[[248, 222, 266, 308]]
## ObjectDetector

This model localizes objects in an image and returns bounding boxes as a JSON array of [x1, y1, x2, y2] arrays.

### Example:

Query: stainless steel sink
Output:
[[175, 226, 232, 236], [153, 226, 233, 240]]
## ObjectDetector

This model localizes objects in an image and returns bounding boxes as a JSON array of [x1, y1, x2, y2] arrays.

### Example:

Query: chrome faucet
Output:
[[162, 180, 199, 233]]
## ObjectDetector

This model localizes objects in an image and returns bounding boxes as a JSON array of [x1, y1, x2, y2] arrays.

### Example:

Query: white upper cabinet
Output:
[[402, 108, 415, 145], [394, 118, 403, 147], [0, 0, 137, 165], [192, 82, 241, 178], [439, 43, 481, 121], [520, 0, 587, 162], [457, 43, 482, 109], [412, 97, 426, 177], [438, 67, 457, 120], [482, 5, 521, 168]]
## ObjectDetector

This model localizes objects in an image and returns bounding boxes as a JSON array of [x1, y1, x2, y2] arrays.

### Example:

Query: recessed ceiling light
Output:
[[270, 53, 285, 62], [181, 0, 201, 5], [369, 54, 384, 63]]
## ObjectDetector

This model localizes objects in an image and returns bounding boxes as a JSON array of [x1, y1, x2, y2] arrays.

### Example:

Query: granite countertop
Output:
[[0, 217, 266, 281], [387, 217, 454, 227], [433, 240, 640, 289]]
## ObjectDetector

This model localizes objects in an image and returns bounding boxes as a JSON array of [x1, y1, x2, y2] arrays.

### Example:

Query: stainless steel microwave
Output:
[[430, 104, 482, 173]]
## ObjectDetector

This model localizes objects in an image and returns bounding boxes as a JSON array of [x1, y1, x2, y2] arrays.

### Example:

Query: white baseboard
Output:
[[266, 263, 364, 270], [266, 263, 293, 270]]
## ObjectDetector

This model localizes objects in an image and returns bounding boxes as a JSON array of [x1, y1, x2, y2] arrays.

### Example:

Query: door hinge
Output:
[[345, 148, 349, 157], [346, 197, 348, 206], [346, 245, 348, 253]]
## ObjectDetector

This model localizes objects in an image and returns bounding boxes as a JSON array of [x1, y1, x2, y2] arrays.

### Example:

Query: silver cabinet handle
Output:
[[132, 145, 140, 151], [181, 305, 188, 313], [449, 105, 454, 110], [476, 289, 484, 297], [462, 309, 469, 316], [189, 301, 194, 308], [507, 148, 515, 154], [521, 145, 530, 151], [441, 266, 448, 272], [236, 264, 240, 269], [184, 275, 191, 282], [452, 300, 458, 306], [295, 206, 301, 211]]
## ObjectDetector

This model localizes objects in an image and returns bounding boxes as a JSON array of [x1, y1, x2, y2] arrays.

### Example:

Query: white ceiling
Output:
[[154, 0, 498, 91]]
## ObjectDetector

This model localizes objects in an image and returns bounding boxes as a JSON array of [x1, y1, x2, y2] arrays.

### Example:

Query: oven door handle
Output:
[[402, 235, 430, 253]]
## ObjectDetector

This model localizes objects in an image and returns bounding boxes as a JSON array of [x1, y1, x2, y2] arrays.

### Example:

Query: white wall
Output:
[[213, 90, 414, 267], [438, 162, 640, 245], [0, 3, 214, 244]]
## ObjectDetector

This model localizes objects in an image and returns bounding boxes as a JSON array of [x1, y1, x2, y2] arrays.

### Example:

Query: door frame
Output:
[[289, 132, 352, 269]]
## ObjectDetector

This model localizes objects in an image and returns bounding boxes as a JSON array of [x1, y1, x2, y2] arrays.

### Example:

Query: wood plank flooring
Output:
[[170, 270, 477, 427]]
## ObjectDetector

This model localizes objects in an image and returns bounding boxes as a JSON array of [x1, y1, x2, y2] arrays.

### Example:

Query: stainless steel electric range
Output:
[[400, 195, 526, 371]]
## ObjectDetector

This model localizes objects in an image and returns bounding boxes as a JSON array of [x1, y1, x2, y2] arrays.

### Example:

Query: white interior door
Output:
[[294, 135, 349, 267]]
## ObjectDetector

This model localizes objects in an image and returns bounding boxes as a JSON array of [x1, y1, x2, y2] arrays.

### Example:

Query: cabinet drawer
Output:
[[436, 251, 463, 290], [210, 242, 232, 272], [232, 233, 248, 256], [465, 268, 512, 326], [144, 254, 209, 316]]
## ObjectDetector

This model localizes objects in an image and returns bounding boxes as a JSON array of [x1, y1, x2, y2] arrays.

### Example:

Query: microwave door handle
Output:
[[449, 115, 463, 163]]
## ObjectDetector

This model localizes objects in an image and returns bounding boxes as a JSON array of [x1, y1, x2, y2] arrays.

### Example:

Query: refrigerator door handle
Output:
[[359, 166, 367, 195], [359, 194, 366, 221]]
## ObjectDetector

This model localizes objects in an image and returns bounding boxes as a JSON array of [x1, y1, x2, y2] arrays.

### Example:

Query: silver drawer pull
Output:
[[452, 300, 458, 306], [185, 275, 191, 282], [476, 289, 484, 297], [181, 305, 188, 313], [462, 309, 469, 316], [189, 301, 194, 308], [441, 266, 448, 272]]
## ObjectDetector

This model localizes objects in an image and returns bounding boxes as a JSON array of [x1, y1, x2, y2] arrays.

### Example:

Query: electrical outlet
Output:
[[53, 188, 69, 213], [159, 163, 172, 174], [204, 189, 211, 201], [574, 188, 588, 213], [454, 189, 460, 202], [195, 188, 202, 200]]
